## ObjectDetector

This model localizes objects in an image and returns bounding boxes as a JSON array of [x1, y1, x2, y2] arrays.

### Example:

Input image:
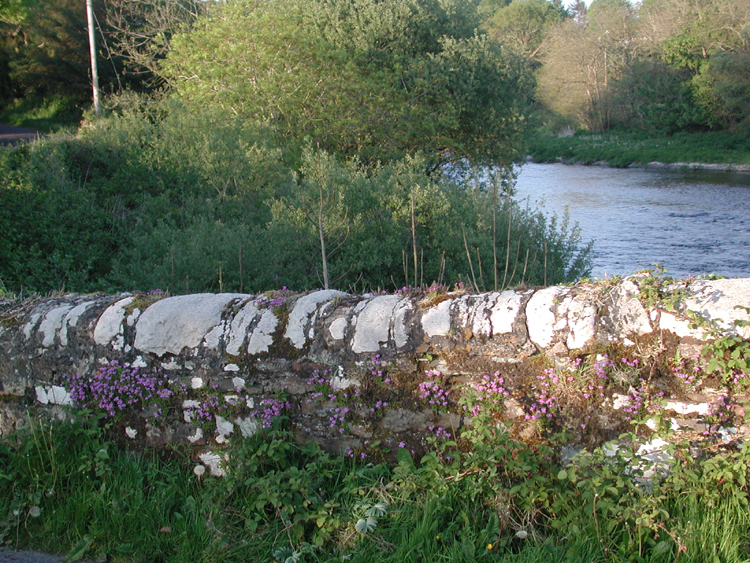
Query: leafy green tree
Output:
[[484, 0, 566, 63], [160, 0, 533, 169]]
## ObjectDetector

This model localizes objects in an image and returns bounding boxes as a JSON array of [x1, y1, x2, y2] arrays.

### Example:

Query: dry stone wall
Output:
[[1, 277, 749, 472]]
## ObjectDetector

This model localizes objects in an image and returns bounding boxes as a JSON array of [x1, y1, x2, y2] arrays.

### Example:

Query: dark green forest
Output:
[[1, 0, 749, 295]]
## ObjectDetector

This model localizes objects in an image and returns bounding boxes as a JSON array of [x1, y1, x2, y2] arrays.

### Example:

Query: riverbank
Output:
[[528, 129, 750, 169]]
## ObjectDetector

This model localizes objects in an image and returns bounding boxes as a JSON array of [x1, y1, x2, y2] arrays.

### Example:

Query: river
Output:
[[514, 163, 750, 280]]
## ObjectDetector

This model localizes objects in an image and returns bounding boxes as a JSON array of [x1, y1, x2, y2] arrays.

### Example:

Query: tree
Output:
[[537, 0, 639, 130], [484, 0, 566, 63], [104, 0, 206, 86], [159, 0, 534, 169]]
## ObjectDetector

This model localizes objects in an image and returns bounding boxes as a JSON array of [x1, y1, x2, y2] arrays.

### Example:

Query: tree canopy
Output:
[[159, 0, 534, 168]]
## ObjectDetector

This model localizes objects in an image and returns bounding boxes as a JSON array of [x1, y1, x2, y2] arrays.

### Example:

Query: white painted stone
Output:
[[607, 280, 652, 337], [331, 375, 357, 390], [682, 279, 750, 338], [93, 297, 135, 347], [526, 287, 564, 349], [224, 364, 239, 372], [563, 295, 597, 350], [131, 356, 148, 368], [125, 427, 137, 439], [246, 397, 254, 408], [225, 300, 259, 355], [489, 290, 523, 335], [664, 400, 710, 416], [202, 323, 225, 351], [60, 300, 96, 345], [215, 415, 234, 439], [392, 298, 412, 348], [191, 377, 204, 389], [235, 417, 259, 438], [421, 298, 452, 338], [199, 452, 225, 477], [35, 386, 49, 405], [133, 293, 244, 357], [659, 312, 706, 339], [329, 317, 348, 340], [161, 360, 180, 370], [285, 290, 348, 349], [351, 295, 401, 353], [126, 308, 141, 327], [232, 377, 246, 390], [23, 312, 42, 340], [223, 395, 239, 404], [611, 393, 630, 410], [187, 428, 203, 443], [39, 304, 73, 347], [35, 385, 71, 405], [49, 386, 71, 405], [247, 309, 278, 355]]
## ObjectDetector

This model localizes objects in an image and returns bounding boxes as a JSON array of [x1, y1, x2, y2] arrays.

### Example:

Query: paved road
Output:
[[0, 550, 65, 563], [0, 123, 44, 145]]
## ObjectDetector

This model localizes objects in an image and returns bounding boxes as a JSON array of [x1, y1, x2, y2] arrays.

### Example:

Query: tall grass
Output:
[[2, 413, 750, 563]]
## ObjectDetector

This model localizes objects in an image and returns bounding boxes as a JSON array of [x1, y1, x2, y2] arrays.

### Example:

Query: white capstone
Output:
[[285, 290, 348, 349], [659, 311, 705, 339], [559, 294, 597, 350], [608, 280, 652, 336], [60, 300, 96, 345], [38, 304, 73, 348], [351, 295, 401, 354], [489, 290, 524, 335], [526, 287, 564, 349], [421, 298, 452, 338], [133, 293, 244, 356], [126, 308, 141, 327], [682, 279, 750, 338], [225, 300, 259, 356], [93, 297, 135, 347], [23, 312, 42, 340], [247, 309, 278, 355], [392, 298, 412, 348]]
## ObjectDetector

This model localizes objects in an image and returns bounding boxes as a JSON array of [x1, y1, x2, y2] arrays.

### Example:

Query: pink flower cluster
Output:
[[464, 372, 509, 416], [252, 397, 292, 428], [65, 360, 177, 419], [418, 370, 449, 410]]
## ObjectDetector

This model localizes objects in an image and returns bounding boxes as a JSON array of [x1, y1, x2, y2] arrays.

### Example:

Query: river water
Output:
[[514, 163, 750, 280]]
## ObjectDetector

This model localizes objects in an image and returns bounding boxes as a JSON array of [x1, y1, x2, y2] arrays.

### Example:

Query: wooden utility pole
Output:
[[86, 0, 101, 116]]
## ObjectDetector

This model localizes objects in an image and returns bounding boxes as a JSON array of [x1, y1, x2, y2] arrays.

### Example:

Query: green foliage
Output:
[[699, 307, 750, 391], [161, 0, 533, 168], [4, 401, 750, 562], [0, 100, 592, 295]]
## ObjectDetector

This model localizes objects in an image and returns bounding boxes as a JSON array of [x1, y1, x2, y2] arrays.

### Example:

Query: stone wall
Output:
[[1, 277, 749, 473]]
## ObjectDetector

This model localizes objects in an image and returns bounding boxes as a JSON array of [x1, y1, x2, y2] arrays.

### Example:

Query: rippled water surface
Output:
[[514, 163, 750, 279]]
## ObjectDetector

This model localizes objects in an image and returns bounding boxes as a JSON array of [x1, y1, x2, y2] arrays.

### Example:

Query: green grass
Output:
[[528, 130, 750, 168], [0, 94, 83, 134], [3, 413, 750, 563]]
